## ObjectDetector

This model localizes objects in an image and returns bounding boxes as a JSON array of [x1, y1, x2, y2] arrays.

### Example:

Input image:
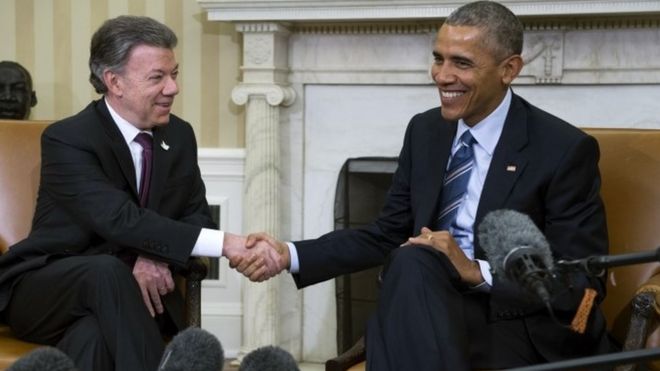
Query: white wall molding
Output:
[[197, 148, 246, 361], [198, 148, 246, 179], [199, 0, 660, 22]]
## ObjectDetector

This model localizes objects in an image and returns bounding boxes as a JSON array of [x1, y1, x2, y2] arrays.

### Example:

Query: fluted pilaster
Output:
[[231, 22, 296, 363]]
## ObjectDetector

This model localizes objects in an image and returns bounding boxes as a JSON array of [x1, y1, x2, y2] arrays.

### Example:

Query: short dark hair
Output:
[[0, 60, 33, 88], [445, 1, 523, 61], [88, 15, 178, 94], [238, 346, 300, 371]]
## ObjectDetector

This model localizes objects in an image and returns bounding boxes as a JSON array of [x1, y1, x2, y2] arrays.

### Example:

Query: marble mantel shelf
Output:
[[198, 0, 660, 22]]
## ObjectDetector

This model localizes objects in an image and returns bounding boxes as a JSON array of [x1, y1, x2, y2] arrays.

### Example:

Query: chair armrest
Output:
[[635, 273, 660, 316], [622, 291, 656, 351], [180, 257, 209, 327], [325, 336, 365, 371], [618, 273, 660, 352]]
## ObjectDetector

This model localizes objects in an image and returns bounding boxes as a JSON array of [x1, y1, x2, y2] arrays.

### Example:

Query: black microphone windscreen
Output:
[[158, 327, 224, 371], [477, 209, 553, 276], [239, 345, 299, 371], [8, 346, 77, 371]]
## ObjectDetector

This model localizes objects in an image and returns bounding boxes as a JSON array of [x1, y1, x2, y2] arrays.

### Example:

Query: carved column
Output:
[[231, 22, 295, 360]]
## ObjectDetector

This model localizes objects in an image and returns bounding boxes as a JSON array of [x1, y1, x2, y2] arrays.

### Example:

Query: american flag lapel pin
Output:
[[160, 140, 170, 151], [506, 165, 516, 172]]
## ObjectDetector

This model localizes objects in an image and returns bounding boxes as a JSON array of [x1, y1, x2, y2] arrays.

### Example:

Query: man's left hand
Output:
[[407, 227, 483, 286], [133, 256, 175, 317]]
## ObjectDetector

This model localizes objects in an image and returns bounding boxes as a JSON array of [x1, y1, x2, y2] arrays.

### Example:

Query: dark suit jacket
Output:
[[293, 93, 610, 361], [0, 99, 216, 322]]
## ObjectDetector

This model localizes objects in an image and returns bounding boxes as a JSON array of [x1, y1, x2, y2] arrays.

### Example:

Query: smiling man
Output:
[[244, 1, 613, 370], [0, 16, 270, 371], [0, 61, 37, 120]]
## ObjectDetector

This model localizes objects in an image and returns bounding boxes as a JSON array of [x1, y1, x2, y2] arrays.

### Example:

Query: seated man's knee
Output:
[[385, 245, 456, 281], [80, 255, 134, 286], [390, 245, 434, 266]]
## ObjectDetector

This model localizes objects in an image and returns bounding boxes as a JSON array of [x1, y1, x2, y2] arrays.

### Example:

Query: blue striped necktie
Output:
[[435, 130, 476, 231]]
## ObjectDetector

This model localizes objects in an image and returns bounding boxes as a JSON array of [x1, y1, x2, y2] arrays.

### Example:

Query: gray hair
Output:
[[89, 15, 178, 94], [445, 1, 523, 61]]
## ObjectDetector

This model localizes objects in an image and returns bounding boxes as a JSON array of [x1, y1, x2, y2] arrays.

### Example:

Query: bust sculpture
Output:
[[0, 61, 38, 120]]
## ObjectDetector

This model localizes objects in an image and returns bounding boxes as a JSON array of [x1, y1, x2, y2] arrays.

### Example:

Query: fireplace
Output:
[[333, 157, 398, 352]]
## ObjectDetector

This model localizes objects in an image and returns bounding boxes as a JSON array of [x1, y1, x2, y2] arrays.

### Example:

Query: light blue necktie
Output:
[[435, 131, 476, 231]]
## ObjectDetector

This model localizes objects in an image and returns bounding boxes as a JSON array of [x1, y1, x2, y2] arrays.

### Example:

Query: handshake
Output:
[[222, 232, 290, 282]]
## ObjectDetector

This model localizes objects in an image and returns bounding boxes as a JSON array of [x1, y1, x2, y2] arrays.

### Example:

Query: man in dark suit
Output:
[[0, 16, 268, 371], [244, 1, 613, 370]]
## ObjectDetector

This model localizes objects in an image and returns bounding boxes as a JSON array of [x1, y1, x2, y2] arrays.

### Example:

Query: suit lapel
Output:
[[417, 119, 456, 230], [475, 95, 529, 241], [93, 100, 140, 199], [148, 126, 171, 209]]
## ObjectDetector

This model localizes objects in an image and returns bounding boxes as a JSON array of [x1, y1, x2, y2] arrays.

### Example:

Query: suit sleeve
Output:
[[292, 116, 420, 288]]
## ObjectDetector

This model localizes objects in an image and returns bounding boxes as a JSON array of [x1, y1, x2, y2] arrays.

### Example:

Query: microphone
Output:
[[158, 327, 224, 371], [8, 346, 77, 371], [239, 345, 300, 371], [478, 209, 555, 305]]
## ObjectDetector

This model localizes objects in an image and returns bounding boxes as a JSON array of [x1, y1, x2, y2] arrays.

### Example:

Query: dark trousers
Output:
[[6, 255, 164, 371], [366, 246, 542, 371]]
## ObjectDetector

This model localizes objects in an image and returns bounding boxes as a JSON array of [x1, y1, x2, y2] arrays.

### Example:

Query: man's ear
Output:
[[30, 91, 37, 107], [103, 70, 123, 97], [501, 54, 524, 86]]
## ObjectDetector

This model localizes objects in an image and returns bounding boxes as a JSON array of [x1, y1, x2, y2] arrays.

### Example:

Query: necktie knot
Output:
[[134, 132, 153, 151], [459, 130, 476, 148]]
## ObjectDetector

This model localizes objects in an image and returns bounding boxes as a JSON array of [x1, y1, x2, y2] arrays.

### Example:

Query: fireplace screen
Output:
[[333, 156, 398, 353]]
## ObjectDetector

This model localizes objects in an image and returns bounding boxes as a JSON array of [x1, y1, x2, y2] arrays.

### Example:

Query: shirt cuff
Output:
[[190, 228, 224, 257], [470, 259, 492, 292], [287, 242, 300, 273]]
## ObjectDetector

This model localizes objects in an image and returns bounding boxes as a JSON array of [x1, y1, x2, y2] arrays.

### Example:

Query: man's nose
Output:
[[432, 64, 456, 85], [163, 76, 178, 96]]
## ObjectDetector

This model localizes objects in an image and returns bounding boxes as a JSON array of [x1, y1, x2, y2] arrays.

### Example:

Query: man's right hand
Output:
[[245, 232, 290, 280], [222, 232, 289, 282], [221, 232, 290, 282]]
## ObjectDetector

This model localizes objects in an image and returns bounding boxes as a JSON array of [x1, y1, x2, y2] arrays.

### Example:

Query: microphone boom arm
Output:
[[556, 246, 660, 276]]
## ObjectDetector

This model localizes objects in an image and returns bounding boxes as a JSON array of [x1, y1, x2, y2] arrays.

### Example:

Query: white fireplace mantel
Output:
[[199, 0, 660, 22]]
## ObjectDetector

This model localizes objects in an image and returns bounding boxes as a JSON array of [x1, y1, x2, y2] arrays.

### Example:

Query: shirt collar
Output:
[[105, 98, 152, 144], [454, 88, 512, 156]]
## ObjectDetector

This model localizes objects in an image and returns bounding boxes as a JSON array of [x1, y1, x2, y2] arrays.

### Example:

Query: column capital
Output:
[[234, 22, 291, 85], [232, 83, 296, 107]]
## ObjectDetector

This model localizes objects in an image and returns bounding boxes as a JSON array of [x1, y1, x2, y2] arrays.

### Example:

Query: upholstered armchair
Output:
[[0, 120, 208, 368], [326, 128, 660, 371]]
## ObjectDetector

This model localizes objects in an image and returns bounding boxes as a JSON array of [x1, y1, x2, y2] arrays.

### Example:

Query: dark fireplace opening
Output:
[[334, 156, 398, 353]]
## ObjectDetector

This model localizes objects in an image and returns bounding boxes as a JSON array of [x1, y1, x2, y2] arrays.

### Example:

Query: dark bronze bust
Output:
[[0, 61, 38, 120]]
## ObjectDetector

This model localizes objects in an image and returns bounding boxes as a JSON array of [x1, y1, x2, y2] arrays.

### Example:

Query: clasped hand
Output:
[[223, 232, 290, 282], [407, 227, 483, 286]]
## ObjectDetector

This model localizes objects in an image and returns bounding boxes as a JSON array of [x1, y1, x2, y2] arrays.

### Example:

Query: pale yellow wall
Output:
[[0, 0, 245, 148]]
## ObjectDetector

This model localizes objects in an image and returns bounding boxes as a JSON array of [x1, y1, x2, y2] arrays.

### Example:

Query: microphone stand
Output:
[[545, 246, 660, 371], [556, 246, 660, 276], [506, 347, 660, 371]]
